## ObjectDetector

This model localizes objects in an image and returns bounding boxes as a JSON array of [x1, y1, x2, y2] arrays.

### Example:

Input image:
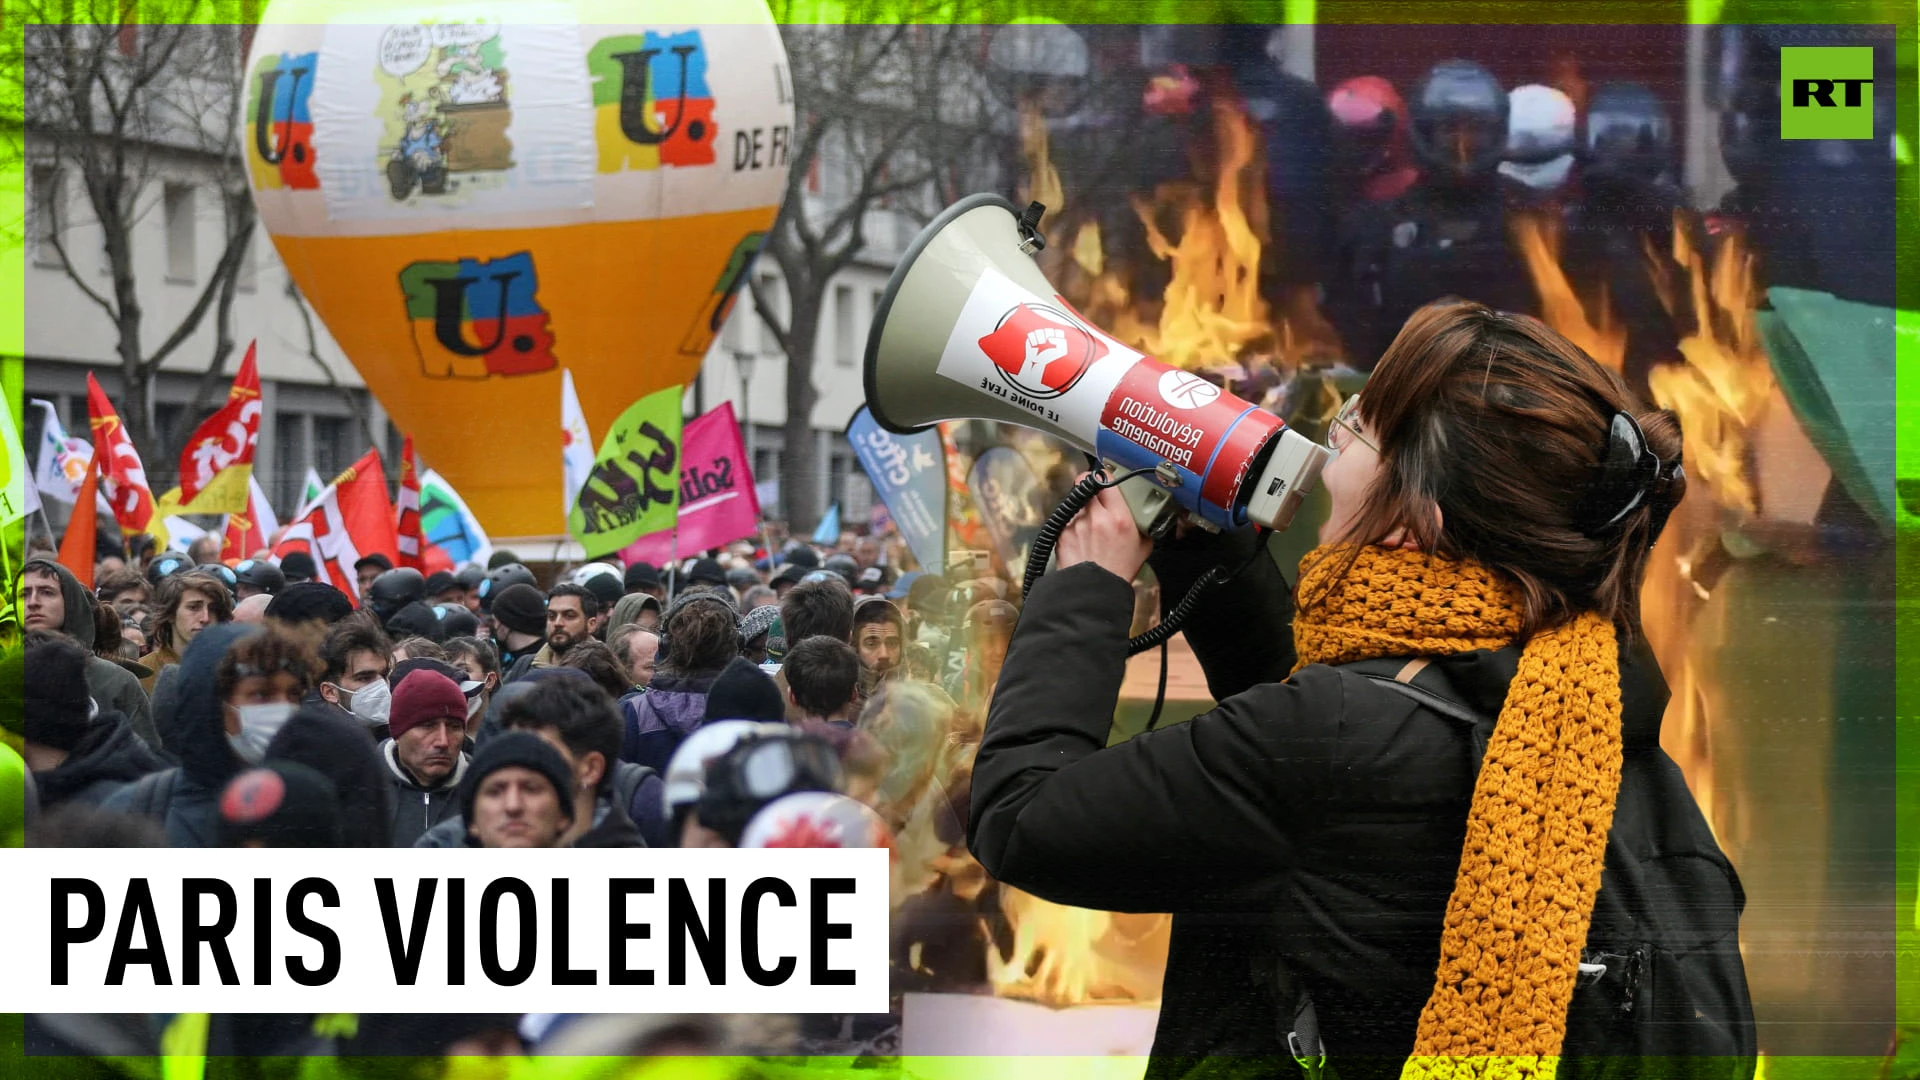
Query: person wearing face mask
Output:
[[379, 669, 472, 847], [105, 622, 319, 847], [311, 613, 395, 736]]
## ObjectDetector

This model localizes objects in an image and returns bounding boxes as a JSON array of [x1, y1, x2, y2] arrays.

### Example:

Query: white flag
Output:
[[249, 473, 280, 539], [296, 466, 327, 520], [29, 399, 91, 505], [560, 367, 595, 517]]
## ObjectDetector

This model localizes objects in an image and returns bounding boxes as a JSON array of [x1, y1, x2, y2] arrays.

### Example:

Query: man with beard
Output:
[[536, 583, 598, 668], [851, 597, 905, 699]]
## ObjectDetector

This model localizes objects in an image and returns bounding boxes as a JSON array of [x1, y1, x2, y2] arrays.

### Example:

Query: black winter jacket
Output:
[[33, 709, 170, 811], [969, 531, 1678, 1080]]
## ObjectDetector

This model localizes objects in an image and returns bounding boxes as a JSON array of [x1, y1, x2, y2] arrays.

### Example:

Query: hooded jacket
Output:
[[379, 737, 469, 848], [968, 533, 1710, 1079], [618, 668, 721, 773], [32, 708, 170, 811], [103, 622, 257, 847], [30, 559, 159, 751]]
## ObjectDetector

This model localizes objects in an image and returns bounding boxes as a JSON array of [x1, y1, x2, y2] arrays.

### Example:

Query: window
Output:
[[274, 411, 305, 512], [152, 404, 186, 492], [312, 416, 349, 478], [754, 272, 780, 352], [833, 284, 855, 366], [164, 183, 196, 283], [31, 165, 62, 267]]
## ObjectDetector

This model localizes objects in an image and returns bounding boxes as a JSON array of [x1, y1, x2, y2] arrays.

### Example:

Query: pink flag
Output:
[[619, 402, 761, 565]]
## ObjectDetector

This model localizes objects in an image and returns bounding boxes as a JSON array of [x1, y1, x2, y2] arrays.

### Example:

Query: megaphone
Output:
[[864, 193, 1332, 539]]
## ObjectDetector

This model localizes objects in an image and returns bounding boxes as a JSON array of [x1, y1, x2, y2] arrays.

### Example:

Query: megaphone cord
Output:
[[1023, 469, 1273, 658]]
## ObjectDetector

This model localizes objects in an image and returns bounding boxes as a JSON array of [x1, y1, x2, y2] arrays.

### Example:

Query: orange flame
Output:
[[1511, 211, 1628, 373], [986, 888, 1171, 1006], [1645, 215, 1776, 515]]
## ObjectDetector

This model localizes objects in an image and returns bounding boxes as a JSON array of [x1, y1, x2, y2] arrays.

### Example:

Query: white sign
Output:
[[0, 848, 889, 1014]]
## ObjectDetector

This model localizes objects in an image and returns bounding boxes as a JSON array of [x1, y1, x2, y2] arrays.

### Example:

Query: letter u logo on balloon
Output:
[[588, 30, 718, 172], [399, 252, 557, 380], [249, 51, 319, 189]]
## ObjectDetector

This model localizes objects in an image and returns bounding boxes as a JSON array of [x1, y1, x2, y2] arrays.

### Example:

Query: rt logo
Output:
[[1781, 47, 1875, 140]]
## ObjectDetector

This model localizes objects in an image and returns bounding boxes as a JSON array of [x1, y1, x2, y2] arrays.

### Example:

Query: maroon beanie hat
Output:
[[388, 669, 467, 740]]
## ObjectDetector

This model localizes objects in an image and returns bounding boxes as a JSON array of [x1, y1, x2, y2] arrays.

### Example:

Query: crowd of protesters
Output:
[[10, 527, 1028, 1060]]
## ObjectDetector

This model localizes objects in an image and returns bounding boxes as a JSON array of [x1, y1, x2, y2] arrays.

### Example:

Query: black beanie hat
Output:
[[24, 638, 93, 752], [581, 572, 624, 610], [265, 581, 355, 626], [277, 551, 318, 581], [624, 561, 662, 591], [459, 731, 577, 827], [688, 557, 729, 587], [703, 656, 787, 722], [219, 761, 345, 848], [489, 583, 548, 637]]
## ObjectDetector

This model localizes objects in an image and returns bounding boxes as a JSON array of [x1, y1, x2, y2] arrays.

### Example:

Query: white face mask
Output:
[[338, 677, 392, 727], [465, 691, 486, 722], [227, 702, 295, 765]]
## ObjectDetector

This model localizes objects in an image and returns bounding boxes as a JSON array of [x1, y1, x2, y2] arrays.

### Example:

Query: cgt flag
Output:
[[273, 449, 401, 600], [968, 446, 1045, 572], [85, 374, 154, 535], [567, 386, 683, 554], [177, 342, 262, 513], [396, 436, 454, 574], [618, 403, 760, 566]]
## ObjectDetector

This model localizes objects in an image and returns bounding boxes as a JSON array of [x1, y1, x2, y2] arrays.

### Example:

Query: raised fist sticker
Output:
[[977, 301, 1108, 399]]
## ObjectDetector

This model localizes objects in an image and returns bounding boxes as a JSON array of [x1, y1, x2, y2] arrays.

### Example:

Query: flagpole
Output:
[[667, 523, 679, 605]]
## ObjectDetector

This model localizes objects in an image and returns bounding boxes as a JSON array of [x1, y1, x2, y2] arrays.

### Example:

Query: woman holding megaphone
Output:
[[968, 300, 1752, 1080]]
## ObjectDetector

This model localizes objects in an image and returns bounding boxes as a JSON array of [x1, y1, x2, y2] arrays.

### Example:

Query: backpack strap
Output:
[[1266, 658, 1498, 1079]]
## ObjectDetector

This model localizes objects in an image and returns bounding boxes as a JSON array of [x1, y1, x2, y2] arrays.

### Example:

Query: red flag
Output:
[[57, 452, 100, 589], [395, 436, 453, 574], [271, 449, 400, 599], [178, 342, 262, 510], [85, 373, 154, 534]]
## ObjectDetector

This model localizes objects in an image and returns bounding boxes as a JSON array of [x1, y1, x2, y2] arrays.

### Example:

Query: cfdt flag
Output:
[[968, 446, 1046, 573], [273, 450, 400, 599], [222, 475, 281, 562], [396, 436, 454, 574], [619, 403, 760, 566], [567, 387, 683, 554], [85, 374, 154, 534], [177, 342, 262, 513], [28, 399, 91, 505], [420, 469, 493, 569], [847, 406, 945, 573]]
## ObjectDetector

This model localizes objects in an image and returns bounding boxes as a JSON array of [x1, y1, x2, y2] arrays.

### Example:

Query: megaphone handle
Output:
[[1021, 469, 1271, 658]]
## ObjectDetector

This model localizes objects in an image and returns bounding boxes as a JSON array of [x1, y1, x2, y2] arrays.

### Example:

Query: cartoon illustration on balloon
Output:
[[375, 22, 514, 202], [246, 0, 795, 536]]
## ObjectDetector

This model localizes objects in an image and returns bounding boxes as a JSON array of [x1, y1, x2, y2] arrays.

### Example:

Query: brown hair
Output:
[[216, 622, 322, 701], [152, 570, 236, 653], [1321, 299, 1685, 642], [663, 599, 738, 675]]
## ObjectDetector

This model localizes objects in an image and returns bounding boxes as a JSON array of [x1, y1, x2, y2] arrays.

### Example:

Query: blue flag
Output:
[[969, 446, 1045, 572], [847, 407, 947, 572], [812, 501, 842, 546]]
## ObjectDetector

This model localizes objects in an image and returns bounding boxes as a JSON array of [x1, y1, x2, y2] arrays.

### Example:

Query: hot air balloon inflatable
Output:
[[245, 0, 794, 535]]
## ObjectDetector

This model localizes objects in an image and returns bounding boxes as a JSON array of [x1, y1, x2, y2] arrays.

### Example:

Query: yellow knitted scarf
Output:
[[1292, 545, 1625, 1080]]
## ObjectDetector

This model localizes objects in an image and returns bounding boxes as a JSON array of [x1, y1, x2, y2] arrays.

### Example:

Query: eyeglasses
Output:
[[1327, 394, 1379, 455]]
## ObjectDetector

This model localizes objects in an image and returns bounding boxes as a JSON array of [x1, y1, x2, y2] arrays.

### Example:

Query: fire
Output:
[[1645, 216, 1776, 514], [1635, 212, 1780, 857], [986, 888, 1171, 1006], [1511, 212, 1628, 372], [1020, 91, 1341, 374]]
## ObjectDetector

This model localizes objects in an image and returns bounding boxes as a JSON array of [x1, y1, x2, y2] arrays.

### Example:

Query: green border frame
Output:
[[0, 1, 1912, 1078]]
